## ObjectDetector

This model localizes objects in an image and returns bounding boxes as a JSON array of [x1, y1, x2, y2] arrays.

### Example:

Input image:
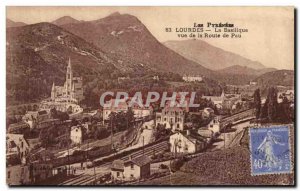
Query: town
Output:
[[6, 57, 294, 185]]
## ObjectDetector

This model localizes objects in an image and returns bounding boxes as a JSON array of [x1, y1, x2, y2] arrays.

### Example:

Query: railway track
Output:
[[59, 140, 169, 185]]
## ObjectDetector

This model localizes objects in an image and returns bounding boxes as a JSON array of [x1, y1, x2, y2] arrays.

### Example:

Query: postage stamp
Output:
[[249, 126, 291, 176]]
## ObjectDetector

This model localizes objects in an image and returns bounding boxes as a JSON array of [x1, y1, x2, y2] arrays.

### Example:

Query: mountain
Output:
[[163, 39, 265, 70], [6, 19, 27, 28], [6, 22, 118, 104], [217, 65, 277, 76], [59, 12, 213, 76], [52, 16, 81, 26], [254, 70, 294, 87]]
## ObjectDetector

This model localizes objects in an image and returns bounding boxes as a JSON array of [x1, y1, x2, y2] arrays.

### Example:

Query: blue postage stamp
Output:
[[249, 126, 291, 176]]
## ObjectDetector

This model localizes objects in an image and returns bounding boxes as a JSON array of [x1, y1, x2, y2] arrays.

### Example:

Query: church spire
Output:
[[68, 57, 71, 69], [52, 82, 55, 91]]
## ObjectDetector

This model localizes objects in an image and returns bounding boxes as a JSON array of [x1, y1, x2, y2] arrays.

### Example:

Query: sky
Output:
[[6, 6, 294, 70]]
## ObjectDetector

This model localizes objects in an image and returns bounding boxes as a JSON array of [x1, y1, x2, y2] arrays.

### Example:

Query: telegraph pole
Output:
[[67, 143, 70, 176], [93, 160, 96, 185]]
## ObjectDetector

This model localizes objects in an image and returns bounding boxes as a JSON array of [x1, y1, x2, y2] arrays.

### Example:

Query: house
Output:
[[6, 134, 31, 164], [169, 130, 206, 154], [23, 110, 50, 129], [206, 117, 221, 134], [6, 165, 31, 185], [278, 90, 294, 103], [198, 129, 214, 139], [132, 103, 153, 119], [103, 99, 129, 121], [202, 91, 224, 108], [202, 107, 215, 119], [7, 162, 54, 185], [8, 122, 30, 134], [153, 75, 159, 81], [111, 155, 151, 182], [285, 90, 294, 101], [111, 159, 125, 182], [203, 91, 242, 110], [70, 126, 82, 145], [182, 74, 203, 82], [117, 77, 130, 83], [155, 101, 185, 131], [30, 162, 54, 183]]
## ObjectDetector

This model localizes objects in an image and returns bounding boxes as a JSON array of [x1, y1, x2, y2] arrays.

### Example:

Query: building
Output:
[[117, 77, 130, 83], [182, 74, 203, 82], [169, 130, 206, 154], [202, 107, 215, 119], [155, 101, 185, 131], [203, 91, 241, 110], [8, 122, 30, 134], [51, 57, 84, 103], [39, 101, 83, 114], [7, 165, 31, 185], [103, 99, 129, 121], [153, 75, 159, 81], [202, 91, 225, 108], [6, 162, 54, 185], [70, 126, 82, 145], [278, 89, 294, 103], [197, 129, 214, 139], [111, 160, 125, 182], [6, 134, 31, 164], [30, 162, 54, 183], [22, 110, 50, 129], [111, 155, 151, 182], [249, 81, 257, 85], [132, 103, 153, 119], [206, 117, 221, 134], [285, 90, 294, 101]]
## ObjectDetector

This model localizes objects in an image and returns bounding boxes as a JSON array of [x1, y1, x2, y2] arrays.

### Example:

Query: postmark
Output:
[[249, 126, 291, 176]]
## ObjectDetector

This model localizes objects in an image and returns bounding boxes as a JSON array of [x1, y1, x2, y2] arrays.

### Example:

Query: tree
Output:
[[71, 118, 78, 126], [267, 87, 278, 122], [50, 108, 58, 119], [260, 87, 279, 122], [253, 89, 261, 119], [126, 108, 135, 128]]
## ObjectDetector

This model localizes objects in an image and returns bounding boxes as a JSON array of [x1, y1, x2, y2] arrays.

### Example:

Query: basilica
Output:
[[51, 58, 84, 103]]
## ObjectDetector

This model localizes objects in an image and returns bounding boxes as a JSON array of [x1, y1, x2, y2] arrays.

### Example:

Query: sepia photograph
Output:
[[5, 6, 295, 186]]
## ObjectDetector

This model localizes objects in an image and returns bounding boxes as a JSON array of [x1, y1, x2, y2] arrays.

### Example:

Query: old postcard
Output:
[[6, 6, 295, 186]]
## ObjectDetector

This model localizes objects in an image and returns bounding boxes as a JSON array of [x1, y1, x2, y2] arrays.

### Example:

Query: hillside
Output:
[[6, 22, 118, 104], [6, 19, 27, 28], [141, 126, 294, 185], [217, 65, 276, 76], [52, 16, 81, 26], [164, 39, 265, 70], [60, 12, 213, 76], [254, 70, 294, 87]]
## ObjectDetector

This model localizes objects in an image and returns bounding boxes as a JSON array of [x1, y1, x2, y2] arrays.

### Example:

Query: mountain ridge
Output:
[[6, 18, 27, 28], [164, 39, 266, 70], [59, 13, 214, 76], [52, 16, 81, 26]]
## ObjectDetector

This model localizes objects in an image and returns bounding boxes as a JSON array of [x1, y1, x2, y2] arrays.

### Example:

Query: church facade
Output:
[[51, 58, 84, 103]]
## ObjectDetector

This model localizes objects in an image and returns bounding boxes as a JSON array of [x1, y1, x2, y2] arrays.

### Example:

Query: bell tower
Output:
[[66, 57, 73, 95], [51, 82, 56, 100]]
